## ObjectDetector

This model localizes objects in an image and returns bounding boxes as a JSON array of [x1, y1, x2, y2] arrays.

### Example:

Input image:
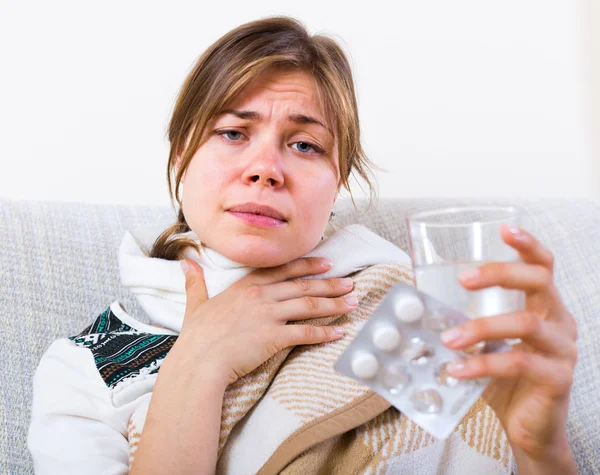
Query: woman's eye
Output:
[[291, 142, 320, 154], [216, 130, 322, 155], [218, 130, 243, 141]]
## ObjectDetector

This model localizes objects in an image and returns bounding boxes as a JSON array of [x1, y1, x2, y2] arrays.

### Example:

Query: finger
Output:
[[279, 323, 345, 348], [446, 351, 574, 398], [272, 294, 359, 321], [181, 258, 208, 312], [246, 257, 333, 286], [500, 224, 555, 272], [440, 312, 578, 361], [458, 260, 553, 295], [267, 277, 354, 302]]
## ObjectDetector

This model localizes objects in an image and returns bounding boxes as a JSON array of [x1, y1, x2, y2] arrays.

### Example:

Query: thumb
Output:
[[181, 258, 209, 312]]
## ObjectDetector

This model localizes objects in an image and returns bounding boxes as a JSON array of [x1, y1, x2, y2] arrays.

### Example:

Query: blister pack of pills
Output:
[[334, 282, 511, 439]]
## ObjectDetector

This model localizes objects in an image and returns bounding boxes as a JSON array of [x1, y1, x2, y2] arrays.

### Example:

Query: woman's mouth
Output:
[[227, 211, 287, 228]]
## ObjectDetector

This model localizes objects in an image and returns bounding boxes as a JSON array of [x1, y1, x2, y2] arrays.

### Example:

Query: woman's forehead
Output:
[[222, 69, 332, 130]]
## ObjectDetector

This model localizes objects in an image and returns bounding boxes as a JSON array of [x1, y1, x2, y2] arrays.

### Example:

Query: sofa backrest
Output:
[[1, 197, 598, 473]]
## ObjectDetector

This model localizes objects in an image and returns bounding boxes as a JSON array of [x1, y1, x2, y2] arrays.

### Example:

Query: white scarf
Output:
[[118, 222, 412, 332]]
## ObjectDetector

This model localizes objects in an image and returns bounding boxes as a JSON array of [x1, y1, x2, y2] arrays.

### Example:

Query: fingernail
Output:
[[458, 268, 479, 282], [321, 258, 333, 268], [440, 327, 463, 345], [447, 360, 468, 375], [341, 278, 353, 287], [508, 226, 528, 241], [180, 260, 189, 275], [333, 326, 345, 336], [345, 295, 358, 306]]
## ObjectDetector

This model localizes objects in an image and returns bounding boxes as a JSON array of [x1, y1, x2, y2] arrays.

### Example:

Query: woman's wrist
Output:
[[162, 339, 231, 392], [512, 433, 576, 475], [131, 341, 230, 475]]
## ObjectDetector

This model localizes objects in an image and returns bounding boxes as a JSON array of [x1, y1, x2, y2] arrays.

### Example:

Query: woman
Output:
[[28, 16, 578, 474]]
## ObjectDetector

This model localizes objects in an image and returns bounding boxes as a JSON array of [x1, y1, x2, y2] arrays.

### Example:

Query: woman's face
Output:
[[177, 69, 340, 268]]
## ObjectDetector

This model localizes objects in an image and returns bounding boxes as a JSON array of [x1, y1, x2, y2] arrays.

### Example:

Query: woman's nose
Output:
[[241, 143, 284, 187]]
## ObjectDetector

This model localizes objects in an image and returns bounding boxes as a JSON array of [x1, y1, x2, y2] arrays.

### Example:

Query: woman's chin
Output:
[[215, 237, 311, 268]]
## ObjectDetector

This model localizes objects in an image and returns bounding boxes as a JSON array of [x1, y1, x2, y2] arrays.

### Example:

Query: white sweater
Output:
[[26, 223, 411, 474]]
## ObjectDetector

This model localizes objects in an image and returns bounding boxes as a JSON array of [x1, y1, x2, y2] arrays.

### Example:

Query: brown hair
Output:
[[148, 15, 386, 261]]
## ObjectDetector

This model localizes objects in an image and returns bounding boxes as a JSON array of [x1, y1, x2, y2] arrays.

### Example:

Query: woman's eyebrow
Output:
[[217, 108, 333, 136]]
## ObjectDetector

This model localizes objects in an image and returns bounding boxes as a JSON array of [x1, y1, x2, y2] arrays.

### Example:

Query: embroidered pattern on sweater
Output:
[[68, 306, 177, 389]]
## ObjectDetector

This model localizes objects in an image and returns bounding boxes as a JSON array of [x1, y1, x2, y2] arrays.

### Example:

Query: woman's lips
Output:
[[227, 211, 287, 228]]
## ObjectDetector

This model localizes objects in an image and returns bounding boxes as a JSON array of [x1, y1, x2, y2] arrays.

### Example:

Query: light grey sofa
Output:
[[1, 197, 599, 474]]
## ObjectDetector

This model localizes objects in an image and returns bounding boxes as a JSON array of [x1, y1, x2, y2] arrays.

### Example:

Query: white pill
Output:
[[351, 351, 379, 379], [372, 325, 401, 351], [394, 293, 425, 323]]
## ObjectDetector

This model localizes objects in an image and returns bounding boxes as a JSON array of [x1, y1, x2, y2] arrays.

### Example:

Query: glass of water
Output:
[[405, 205, 526, 325]]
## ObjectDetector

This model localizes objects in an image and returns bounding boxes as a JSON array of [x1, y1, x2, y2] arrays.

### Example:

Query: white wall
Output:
[[583, 0, 600, 195], [0, 0, 597, 206]]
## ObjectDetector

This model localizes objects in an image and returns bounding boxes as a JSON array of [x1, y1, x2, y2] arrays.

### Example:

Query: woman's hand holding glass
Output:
[[174, 257, 357, 387], [439, 224, 578, 468]]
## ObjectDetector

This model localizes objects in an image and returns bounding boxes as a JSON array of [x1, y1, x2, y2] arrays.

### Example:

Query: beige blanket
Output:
[[128, 262, 515, 474]]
